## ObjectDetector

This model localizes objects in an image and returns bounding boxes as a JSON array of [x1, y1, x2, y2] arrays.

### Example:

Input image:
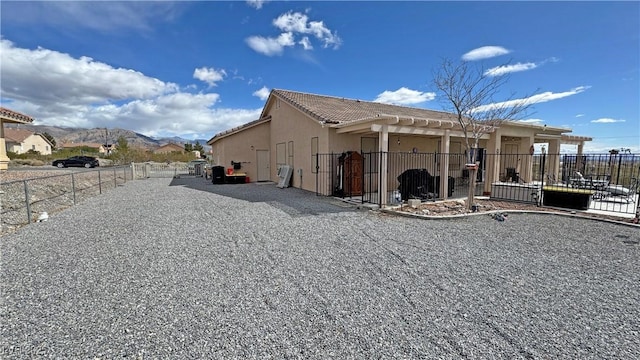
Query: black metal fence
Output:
[[1, 166, 133, 235], [315, 151, 484, 205], [316, 151, 640, 217]]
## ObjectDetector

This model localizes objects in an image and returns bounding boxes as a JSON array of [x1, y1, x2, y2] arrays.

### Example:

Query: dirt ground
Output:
[[394, 198, 640, 225]]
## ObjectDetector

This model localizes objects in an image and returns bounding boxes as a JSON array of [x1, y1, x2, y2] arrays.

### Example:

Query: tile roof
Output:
[[4, 128, 34, 143], [0, 107, 34, 123], [61, 142, 104, 148], [271, 89, 459, 125]]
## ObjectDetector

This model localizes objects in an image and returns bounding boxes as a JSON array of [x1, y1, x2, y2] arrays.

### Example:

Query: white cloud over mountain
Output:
[[0, 39, 261, 139]]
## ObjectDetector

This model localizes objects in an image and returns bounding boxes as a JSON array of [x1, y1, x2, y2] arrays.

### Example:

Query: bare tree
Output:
[[432, 58, 533, 209]]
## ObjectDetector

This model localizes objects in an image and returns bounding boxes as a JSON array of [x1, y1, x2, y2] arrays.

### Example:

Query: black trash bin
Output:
[[212, 166, 225, 184]]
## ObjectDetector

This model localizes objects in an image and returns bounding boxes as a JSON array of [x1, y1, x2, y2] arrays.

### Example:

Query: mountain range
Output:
[[6, 124, 211, 151]]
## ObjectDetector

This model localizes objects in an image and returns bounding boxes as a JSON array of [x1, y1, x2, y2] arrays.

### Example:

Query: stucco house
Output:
[[4, 128, 54, 155], [153, 143, 185, 154], [1, 107, 35, 170], [207, 89, 591, 205]]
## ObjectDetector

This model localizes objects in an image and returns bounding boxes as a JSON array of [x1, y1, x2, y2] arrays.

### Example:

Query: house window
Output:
[[32, 145, 36, 150], [311, 137, 318, 173], [46, 146, 49, 151], [276, 142, 286, 169], [287, 141, 294, 168]]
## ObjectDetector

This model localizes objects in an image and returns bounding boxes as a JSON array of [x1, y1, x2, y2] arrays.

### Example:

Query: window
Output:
[[287, 141, 294, 167], [32, 145, 36, 150], [361, 137, 378, 173], [311, 137, 318, 173], [276, 142, 286, 169]]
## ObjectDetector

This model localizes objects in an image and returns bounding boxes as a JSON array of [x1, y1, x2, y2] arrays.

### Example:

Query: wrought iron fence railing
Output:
[[315, 151, 640, 216]]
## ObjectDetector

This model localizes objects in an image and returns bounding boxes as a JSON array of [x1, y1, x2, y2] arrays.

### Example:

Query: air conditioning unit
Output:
[[277, 165, 293, 188]]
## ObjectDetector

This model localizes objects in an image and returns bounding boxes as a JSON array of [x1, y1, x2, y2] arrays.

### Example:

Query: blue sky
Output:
[[1, 1, 638, 152]]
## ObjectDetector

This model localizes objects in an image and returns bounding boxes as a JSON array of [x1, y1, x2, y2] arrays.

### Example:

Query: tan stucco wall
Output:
[[267, 99, 332, 192], [211, 121, 270, 182]]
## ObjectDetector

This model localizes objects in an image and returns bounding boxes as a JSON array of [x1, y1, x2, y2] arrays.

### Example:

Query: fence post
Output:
[[24, 180, 32, 224], [98, 170, 102, 194], [114, 167, 117, 188], [131, 162, 136, 180], [71, 173, 77, 205], [540, 153, 546, 207]]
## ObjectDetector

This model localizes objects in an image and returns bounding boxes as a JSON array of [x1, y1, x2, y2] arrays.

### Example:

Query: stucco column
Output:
[[484, 130, 502, 194], [576, 142, 584, 173], [0, 121, 9, 171], [548, 139, 561, 181], [520, 136, 535, 183], [439, 130, 450, 199], [378, 125, 389, 206]]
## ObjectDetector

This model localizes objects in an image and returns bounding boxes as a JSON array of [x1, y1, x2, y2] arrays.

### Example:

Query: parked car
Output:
[[52, 156, 100, 168]]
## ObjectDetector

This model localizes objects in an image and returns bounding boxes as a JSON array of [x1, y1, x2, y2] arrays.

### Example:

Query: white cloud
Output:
[[517, 119, 544, 124], [575, 114, 585, 118], [245, 32, 295, 56], [299, 37, 313, 50], [253, 86, 270, 101], [0, 39, 177, 106], [373, 87, 436, 105], [193, 67, 227, 87], [591, 118, 626, 123], [472, 86, 590, 113], [247, 11, 341, 56], [462, 46, 510, 61], [246, 0, 268, 10], [0, 39, 262, 139], [484, 62, 538, 77], [272, 11, 341, 49]]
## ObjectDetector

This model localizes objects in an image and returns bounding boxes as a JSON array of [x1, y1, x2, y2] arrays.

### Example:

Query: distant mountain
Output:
[[5, 124, 211, 151]]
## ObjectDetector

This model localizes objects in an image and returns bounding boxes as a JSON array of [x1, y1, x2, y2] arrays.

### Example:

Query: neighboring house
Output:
[[153, 143, 185, 154], [207, 89, 592, 205], [1, 107, 35, 170], [60, 142, 110, 154], [4, 128, 54, 155]]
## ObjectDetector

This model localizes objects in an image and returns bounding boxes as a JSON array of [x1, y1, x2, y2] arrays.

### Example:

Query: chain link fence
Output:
[[1, 166, 133, 235]]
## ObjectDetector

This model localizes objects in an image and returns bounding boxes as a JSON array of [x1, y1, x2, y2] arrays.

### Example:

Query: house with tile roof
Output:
[[1, 107, 35, 170], [4, 128, 54, 155], [207, 89, 592, 205], [153, 143, 185, 154], [60, 142, 111, 154]]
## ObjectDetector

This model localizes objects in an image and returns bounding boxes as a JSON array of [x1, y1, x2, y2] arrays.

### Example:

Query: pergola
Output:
[[1, 107, 35, 171]]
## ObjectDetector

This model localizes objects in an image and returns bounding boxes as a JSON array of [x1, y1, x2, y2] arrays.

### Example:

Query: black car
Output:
[[52, 156, 100, 168]]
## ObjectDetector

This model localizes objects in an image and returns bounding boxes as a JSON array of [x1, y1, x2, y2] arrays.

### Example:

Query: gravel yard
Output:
[[1, 177, 639, 358]]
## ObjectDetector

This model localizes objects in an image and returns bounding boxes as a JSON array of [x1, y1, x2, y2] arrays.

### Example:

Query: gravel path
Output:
[[1, 178, 639, 358]]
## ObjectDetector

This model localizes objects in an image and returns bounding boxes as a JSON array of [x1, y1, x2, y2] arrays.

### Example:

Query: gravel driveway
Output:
[[1, 177, 639, 358]]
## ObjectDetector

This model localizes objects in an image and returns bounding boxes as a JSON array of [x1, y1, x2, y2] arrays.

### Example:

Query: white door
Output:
[[256, 150, 270, 181]]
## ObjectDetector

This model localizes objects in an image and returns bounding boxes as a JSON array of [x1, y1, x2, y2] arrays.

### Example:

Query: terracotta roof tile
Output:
[[4, 128, 34, 143], [272, 89, 458, 124], [0, 107, 34, 123]]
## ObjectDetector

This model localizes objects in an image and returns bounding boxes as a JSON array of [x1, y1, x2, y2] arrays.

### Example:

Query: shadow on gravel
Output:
[[169, 176, 356, 216]]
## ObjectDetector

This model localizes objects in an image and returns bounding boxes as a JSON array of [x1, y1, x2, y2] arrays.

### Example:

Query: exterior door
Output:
[[256, 150, 270, 182]]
